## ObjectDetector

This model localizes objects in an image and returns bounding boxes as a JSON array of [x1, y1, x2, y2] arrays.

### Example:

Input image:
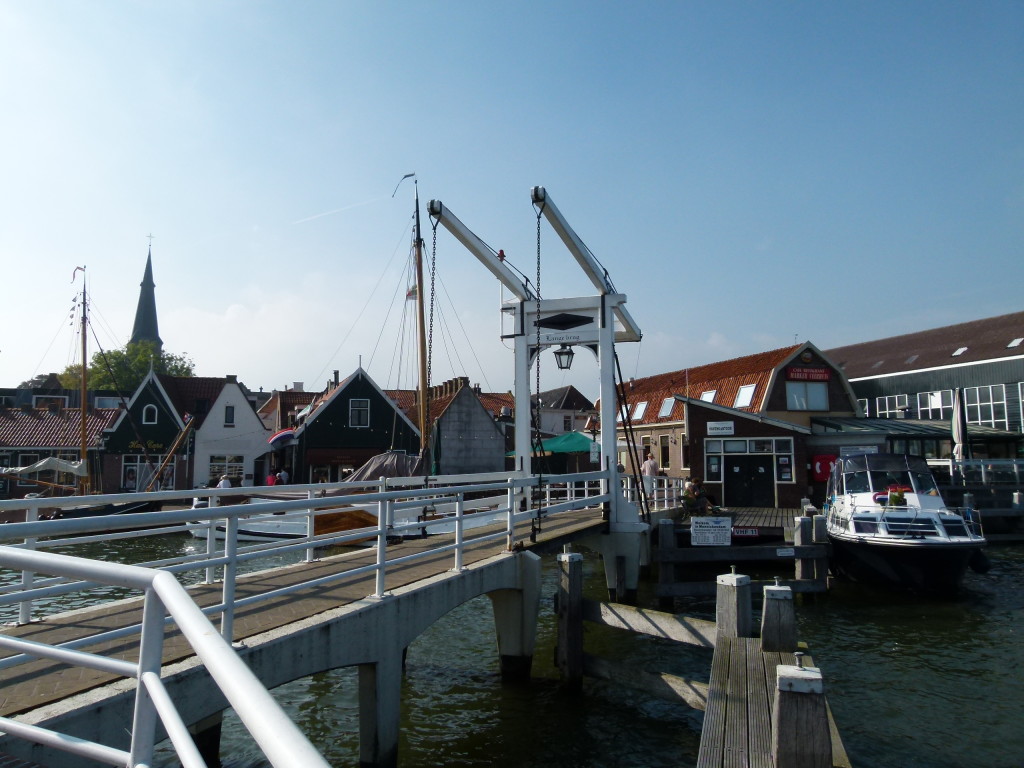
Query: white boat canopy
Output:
[[1, 457, 87, 477]]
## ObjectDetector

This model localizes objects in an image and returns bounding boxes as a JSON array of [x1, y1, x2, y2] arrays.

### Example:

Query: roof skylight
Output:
[[952, 347, 968, 356], [733, 384, 756, 408], [658, 397, 674, 418], [1008, 338, 1023, 348]]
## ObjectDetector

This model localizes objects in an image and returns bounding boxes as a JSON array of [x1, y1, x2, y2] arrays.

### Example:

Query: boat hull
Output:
[[828, 534, 983, 592]]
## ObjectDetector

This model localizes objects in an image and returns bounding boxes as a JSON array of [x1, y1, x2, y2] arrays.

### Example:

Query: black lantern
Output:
[[553, 344, 575, 370]]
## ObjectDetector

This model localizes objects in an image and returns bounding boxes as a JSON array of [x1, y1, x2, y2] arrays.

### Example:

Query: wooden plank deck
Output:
[[681, 508, 803, 537], [0, 508, 606, 718], [697, 637, 850, 768]]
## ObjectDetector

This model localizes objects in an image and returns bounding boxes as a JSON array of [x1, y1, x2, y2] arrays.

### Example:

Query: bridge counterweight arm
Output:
[[427, 200, 534, 301], [530, 186, 641, 342]]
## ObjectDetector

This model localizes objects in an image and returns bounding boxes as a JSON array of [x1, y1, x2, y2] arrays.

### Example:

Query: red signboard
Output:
[[787, 366, 831, 382]]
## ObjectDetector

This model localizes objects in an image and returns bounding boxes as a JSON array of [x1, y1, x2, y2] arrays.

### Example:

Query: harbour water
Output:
[[177, 543, 1023, 768], [6, 535, 1020, 767]]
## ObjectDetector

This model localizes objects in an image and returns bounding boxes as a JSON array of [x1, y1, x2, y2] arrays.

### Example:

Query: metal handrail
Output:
[[0, 546, 330, 768]]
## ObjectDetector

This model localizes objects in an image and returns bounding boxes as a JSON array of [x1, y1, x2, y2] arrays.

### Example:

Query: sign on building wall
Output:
[[787, 367, 831, 381], [707, 421, 735, 436]]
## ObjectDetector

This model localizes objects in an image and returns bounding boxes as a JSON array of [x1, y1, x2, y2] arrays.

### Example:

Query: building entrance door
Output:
[[723, 455, 775, 506]]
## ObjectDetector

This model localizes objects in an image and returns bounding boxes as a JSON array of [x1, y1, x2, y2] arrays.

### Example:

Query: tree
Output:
[[58, 341, 195, 391]]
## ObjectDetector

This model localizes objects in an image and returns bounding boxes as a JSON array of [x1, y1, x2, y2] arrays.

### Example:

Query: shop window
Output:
[[723, 439, 747, 453], [705, 454, 722, 482], [750, 439, 773, 453]]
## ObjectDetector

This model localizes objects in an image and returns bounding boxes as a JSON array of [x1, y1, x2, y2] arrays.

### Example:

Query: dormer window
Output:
[[658, 398, 674, 418], [142, 404, 158, 424], [734, 384, 756, 408]]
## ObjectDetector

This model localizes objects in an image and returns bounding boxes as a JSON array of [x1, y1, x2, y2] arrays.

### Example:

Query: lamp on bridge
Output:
[[553, 344, 575, 370]]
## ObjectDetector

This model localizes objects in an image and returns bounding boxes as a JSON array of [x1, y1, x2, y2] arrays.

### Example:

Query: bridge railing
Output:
[[0, 545, 331, 768], [0, 468, 612, 633]]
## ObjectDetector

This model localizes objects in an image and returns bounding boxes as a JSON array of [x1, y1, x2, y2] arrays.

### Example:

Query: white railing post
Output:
[[220, 515, 239, 642], [453, 493, 465, 572], [506, 479, 517, 551], [306, 490, 316, 563], [374, 499, 390, 598], [204, 495, 219, 585], [128, 588, 167, 767], [17, 504, 40, 625]]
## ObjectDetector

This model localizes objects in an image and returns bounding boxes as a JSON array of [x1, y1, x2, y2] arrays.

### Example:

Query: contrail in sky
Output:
[[293, 196, 385, 224]]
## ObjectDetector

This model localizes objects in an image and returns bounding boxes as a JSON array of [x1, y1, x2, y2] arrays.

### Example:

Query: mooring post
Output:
[[772, 653, 831, 768], [716, 567, 752, 638], [812, 514, 828, 583], [761, 580, 797, 652], [556, 552, 584, 690], [657, 518, 676, 611], [794, 517, 814, 582]]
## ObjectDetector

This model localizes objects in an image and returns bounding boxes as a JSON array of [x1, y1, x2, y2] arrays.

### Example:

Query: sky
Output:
[[2, 2, 1022, 402]]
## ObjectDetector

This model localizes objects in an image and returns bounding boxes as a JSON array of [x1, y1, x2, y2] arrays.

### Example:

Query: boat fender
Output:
[[969, 549, 991, 574]]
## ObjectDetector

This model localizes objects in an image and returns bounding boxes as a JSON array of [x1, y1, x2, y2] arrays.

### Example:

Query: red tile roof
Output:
[[0, 407, 120, 450], [614, 345, 803, 425]]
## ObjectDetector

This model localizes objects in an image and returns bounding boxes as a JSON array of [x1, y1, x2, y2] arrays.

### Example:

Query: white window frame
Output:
[[349, 398, 370, 428], [916, 390, 952, 420], [658, 397, 674, 418], [875, 394, 908, 419], [787, 381, 828, 411], [633, 401, 648, 420], [700, 390, 716, 402], [142, 404, 158, 424], [965, 384, 1007, 429], [224, 405, 235, 427], [733, 384, 756, 408], [857, 398, 869, 417]]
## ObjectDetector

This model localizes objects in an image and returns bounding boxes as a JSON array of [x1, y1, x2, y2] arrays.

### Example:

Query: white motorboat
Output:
[[823, 453, 988, 592]]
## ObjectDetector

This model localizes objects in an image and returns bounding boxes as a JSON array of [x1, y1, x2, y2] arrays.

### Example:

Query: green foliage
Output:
[[58, 341, 195, 391]]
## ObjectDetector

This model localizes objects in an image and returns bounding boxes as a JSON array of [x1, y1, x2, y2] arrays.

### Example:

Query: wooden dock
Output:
[[698, 637, 849, 768], [656, 510, 830, 599]]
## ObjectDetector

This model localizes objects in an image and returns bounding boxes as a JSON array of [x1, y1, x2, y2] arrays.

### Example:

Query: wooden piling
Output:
[[772, 655, 831, 768], [761, 583, 797, 652], [715, 568, 752, 638], [657, 518, 677, 611], [556, 552, 584, 690], [793, 517, 814, 582]]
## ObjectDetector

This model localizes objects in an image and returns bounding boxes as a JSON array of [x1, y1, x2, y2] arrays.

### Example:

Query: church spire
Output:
[[129, 246, 163, 353]]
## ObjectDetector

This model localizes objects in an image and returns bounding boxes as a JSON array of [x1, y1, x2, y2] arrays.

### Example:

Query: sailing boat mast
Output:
[[412, 180, 431, 455], [76, 268, 91, 495]]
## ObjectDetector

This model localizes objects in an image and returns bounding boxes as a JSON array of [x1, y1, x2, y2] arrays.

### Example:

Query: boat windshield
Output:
[[843, 471, 870, 493], [869, 470, 912, 491], [910, 470, 939, 495]]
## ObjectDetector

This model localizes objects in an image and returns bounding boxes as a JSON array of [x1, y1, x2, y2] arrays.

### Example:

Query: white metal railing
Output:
[[0, 546, 330, 768], [0, 470, 613, 765], [620, 475, 685, 511]]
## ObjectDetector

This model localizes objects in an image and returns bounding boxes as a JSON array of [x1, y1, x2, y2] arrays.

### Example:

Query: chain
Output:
[[427, 221, 438, 434]]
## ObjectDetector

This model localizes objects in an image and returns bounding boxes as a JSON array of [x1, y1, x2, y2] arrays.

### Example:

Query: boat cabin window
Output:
[[870, 470, 911, 491], [910, 471, 939, 495], [844, 471, 870, 493]]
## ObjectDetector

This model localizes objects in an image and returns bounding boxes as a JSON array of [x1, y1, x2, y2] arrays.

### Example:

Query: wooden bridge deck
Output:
[[0, 508, 605, 719], [698, 637, 850, 768]]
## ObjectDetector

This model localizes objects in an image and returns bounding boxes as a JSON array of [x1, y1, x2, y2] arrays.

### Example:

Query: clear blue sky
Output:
[[2, 2, 1021, 401]]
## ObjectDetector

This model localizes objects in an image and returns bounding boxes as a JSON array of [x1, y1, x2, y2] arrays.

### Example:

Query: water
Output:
[[6, 536, 1020, 767], [176, 547, 1024, 768]]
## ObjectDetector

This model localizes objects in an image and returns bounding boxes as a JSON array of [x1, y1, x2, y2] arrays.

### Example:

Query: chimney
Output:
[[292, 382, 304, 392], [226, 374, 237, 383], [333, 370, 339, 386]]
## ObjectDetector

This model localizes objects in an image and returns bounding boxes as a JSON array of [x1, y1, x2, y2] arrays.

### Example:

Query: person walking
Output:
[[641, 452, 659, 498]]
